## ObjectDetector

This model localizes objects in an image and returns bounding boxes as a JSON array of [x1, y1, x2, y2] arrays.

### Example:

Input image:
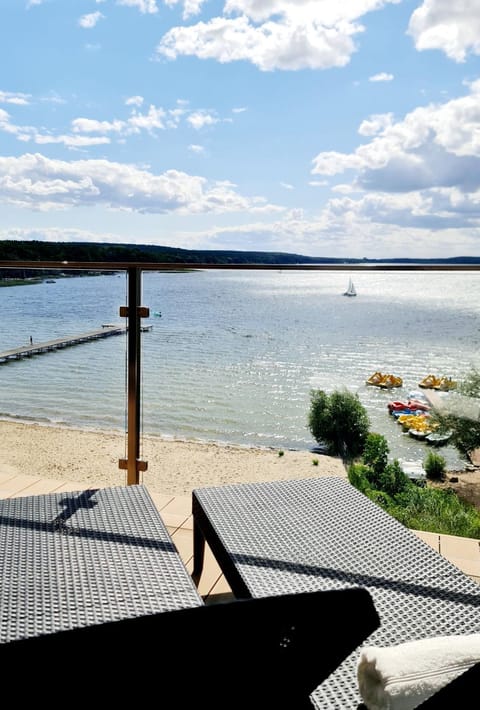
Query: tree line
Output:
[[1, 239, 479, 281]]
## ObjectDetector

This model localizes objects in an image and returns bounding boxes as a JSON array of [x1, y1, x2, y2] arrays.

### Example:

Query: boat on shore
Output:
[[418, 374, 457, 391], [425, 431, 452, 446], [388, 399, 430, 414]]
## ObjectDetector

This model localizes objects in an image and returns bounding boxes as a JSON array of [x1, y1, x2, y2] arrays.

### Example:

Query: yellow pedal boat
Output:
[[366, 372, 403, 388], [419, 374, 457, 390]]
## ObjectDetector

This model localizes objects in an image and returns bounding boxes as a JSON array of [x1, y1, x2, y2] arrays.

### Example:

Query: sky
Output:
[[1, 1, 480, 259]]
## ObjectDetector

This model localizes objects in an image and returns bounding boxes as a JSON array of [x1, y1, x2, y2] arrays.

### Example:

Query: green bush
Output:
[[376, 459, 411, 497], [346, 441, 480, 539], [424, 451, 446, 481], [362, 433, 389, 482], [308, 388, 370, 463], [347, 463, 372, 495]]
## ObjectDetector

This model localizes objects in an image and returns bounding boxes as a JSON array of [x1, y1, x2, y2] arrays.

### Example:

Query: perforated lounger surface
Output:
[[0, 484, 203, 643], [192, 476, 480, 709]]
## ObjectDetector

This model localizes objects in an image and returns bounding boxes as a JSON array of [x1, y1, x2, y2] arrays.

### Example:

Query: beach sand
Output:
[[0, 420, 347, 496]]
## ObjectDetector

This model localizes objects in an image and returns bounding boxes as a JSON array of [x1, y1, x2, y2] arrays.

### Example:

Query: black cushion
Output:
[[0, 587, 379, 709]]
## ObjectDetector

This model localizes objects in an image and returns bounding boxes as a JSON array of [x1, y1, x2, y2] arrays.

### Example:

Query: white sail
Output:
[[343, 278, 357, 297]]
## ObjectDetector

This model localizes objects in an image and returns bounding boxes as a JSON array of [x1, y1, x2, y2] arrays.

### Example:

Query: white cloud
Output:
[[312, 79, 480, 191], [187, 111, 219, 130], [164, 0, 207, 20], [34, 134, 110, 147], [188, 144, 205, 153], [232, 107, 247, 113], [125, 95, 144, 107], [116, 0, 159, 13], [358, 113, 394, 136], [156, 1, 401, 71], [308, 79, 480, 235], [78, 12, 104, 29], [0, 153, 280, 215], [128, 105, 167, 132], [0, 91, 31, 106], [280, 182, 294, 190], [369, 72, 394, 82], [1, 95, 225, 148], [408, 0, 480, 62], [72, 118, 125, 134]]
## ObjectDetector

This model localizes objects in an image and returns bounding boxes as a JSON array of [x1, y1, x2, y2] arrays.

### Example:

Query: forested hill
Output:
[[1, 240, 480, 273]]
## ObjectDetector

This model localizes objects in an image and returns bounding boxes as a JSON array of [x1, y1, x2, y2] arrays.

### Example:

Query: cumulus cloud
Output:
[[78, 12, 104, 29], [164, 0, 207, 20], [156, 1, 401, 71], [312, 79, 480, 189], [125, 95, 144, 107], [0, 91, 31, 105], [0, 153, 281, 215], [188, 144, 205, 153], [408, 0, 480, 62], [369, 72, 394, 82], [187, 111, 219, 129], [309, 79, 480, 233], [117, 0, 159, 13], [0, 95, 229, 148]]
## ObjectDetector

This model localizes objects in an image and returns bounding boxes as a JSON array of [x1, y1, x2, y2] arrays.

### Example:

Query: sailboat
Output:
[[343, 278, 357, 297]]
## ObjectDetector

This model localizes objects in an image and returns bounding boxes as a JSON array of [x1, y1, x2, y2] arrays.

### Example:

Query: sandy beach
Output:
[[0, 420, 347, 496]]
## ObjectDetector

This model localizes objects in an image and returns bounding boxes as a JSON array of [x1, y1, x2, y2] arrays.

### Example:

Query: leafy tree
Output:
[[308, 388, 370, 464]]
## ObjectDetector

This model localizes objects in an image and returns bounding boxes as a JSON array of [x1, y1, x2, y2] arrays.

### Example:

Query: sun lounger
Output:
[[0, 483, 380, 708], [0, 484, 203, 643], [191, 476, 480, 708]]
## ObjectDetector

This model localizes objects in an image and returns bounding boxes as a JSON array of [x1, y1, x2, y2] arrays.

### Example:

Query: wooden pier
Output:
[[0, 324, 128, 364]]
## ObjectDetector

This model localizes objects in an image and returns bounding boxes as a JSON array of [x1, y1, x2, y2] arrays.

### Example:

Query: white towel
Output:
[[357, 634, 480, 710]]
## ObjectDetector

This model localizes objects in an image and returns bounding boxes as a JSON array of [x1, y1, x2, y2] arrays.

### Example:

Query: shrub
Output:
[[376, 459, 411, 497], [347, 463, 372, 495], [308, 388, 370, 463], [362, 433, 389, 480], [424, 451, 446, 481]]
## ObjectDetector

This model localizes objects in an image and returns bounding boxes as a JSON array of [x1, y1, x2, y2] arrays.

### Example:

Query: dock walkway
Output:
[[0, 325, 126, 364]]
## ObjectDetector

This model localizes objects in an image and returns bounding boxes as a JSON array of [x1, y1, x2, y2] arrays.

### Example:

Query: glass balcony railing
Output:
[[0, 261, 479, 504]]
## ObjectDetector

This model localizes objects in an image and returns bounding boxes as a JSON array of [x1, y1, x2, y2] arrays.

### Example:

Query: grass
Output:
[[348, 462, 480, 539]]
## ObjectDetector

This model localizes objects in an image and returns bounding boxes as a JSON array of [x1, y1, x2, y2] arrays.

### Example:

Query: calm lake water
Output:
[[1, 269, 479, 470]]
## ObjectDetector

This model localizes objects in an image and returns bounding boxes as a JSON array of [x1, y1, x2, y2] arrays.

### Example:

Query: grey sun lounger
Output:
[[0, 483, 380, 709], [191, 476, 480, 708]]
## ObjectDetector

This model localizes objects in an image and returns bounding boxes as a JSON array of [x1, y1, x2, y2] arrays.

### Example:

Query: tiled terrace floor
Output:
[[1, 471, 479, 597]]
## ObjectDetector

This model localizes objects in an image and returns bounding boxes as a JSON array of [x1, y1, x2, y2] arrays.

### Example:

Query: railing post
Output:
[[118, 267, 148, 484]]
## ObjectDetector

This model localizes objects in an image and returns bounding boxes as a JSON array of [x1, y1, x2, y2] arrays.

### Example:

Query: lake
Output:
[[1, 268, 479, 470]]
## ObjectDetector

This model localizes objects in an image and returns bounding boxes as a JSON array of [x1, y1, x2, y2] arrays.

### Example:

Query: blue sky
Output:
[[1, 0, 480, 258]]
